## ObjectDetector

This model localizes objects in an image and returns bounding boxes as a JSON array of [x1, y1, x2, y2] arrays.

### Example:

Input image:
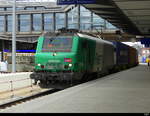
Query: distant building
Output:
[[0, 1, 116, 36], [141, 48, 150, 58], [139, 47, 150, 63]]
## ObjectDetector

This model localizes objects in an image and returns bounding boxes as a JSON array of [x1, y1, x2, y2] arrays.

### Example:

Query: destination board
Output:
[[77, 0, 96, 4], [57, 0, 96, 5], [141, 38, 150, 47]]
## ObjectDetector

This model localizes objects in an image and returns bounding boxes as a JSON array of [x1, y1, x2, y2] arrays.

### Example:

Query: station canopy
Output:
[[57, 0, 150, 46], [82, 0, 150, 38], [57, 0, 150, 37]]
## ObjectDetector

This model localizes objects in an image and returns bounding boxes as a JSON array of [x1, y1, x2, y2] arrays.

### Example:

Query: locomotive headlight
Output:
[[37, 64, 41, 67], [69, 64, 72, 67], [53, 53, 57, 56]]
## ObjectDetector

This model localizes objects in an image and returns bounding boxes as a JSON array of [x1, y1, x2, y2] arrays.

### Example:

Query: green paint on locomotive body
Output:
[[34, 34, 96, 73]]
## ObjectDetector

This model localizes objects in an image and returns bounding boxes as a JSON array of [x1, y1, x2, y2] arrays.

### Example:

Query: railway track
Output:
[[0, 87, 60, 109]]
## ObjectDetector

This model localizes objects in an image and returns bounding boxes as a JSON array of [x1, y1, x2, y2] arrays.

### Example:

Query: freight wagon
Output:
[[112, 41, 138, 70]]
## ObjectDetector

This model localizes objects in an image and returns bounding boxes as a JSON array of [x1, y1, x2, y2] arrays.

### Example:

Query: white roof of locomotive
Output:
[[77, 33, 113, 46]]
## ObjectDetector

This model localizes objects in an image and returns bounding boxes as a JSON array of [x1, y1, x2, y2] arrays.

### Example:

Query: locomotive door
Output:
[[82, 40, 88, 72], [82, 40, 91, 72], [94, 43, 103, 72]]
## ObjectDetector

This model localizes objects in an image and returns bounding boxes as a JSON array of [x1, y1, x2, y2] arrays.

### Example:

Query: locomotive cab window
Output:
[[42, 36, 73, 52]]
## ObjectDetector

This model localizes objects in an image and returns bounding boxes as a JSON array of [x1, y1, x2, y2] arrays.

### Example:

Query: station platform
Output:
[[0, 72, 33, 93], [1, 64, 150, 113]]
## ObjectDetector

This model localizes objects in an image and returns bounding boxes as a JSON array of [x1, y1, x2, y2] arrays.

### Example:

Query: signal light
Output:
[[64, 58, 72, 62]]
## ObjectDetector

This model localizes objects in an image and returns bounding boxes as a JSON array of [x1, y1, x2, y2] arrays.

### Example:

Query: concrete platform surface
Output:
[[1, 65, 150, 113]]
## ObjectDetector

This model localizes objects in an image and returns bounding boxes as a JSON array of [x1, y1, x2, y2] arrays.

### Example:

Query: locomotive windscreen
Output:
[[42, 36, 73, 52]]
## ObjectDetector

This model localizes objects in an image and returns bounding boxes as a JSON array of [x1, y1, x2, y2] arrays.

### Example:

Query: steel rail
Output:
[[0, 89, 60, 109]]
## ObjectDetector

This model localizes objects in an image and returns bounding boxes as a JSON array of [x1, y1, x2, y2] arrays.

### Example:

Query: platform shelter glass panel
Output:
[[106, 21, 116, 29], [44, 13, 53, 31], [56, 13, 65, 30], [7, 15, 12, 32], [93, 13, 105, 30], [80, 6, 91, 30], [33, 14, 42, 31], [68, 7, 78, 29], [19, 15, 30, 32], [0, 16, 5, 32]]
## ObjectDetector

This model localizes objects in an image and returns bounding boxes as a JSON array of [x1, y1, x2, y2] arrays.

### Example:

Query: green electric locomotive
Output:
[[30, 29, 115, 89]]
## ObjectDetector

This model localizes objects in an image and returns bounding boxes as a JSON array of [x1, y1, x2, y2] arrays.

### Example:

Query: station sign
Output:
[[57, 0, 96, 5]]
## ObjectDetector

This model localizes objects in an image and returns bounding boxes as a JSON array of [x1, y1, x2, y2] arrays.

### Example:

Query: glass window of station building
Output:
[[19, 15, 30, 32], [7, 15, 12, 32], [6, 7, 12, 11], [33, 14, 42, 32], [0, 16, 5, 32], [44, 13, 54, 31], [0, 8, 5, 11], [56, 13, 65, 30]]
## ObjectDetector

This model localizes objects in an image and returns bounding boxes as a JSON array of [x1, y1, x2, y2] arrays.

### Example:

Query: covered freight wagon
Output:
[[112, 41, 129, 69], [128, 46, 139, 67]]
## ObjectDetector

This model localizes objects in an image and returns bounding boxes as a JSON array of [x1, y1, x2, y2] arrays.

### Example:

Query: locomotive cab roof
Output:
[[43, 28, 97, 37], [42, 28, 113, 46]]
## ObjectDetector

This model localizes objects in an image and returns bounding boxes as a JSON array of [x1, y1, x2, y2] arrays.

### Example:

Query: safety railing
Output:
[[0, 78, 36, 99]]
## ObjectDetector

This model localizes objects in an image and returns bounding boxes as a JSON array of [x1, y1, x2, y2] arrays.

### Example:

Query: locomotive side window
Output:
[[82, 41, 88, 49], [42, 36, 73, 52]]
